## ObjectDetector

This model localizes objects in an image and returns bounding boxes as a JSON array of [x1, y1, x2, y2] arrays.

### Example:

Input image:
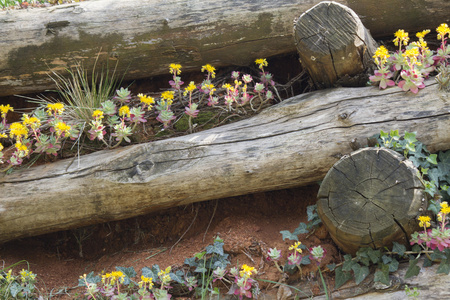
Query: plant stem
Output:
[[318, 267, 329, 300]]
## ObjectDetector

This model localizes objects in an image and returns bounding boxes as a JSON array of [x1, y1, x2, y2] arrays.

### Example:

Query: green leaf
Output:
[[280, 230, 298, 241], [392, 242, 406, 256], [206, 241, 224, 256], [380, 130, 389, 140], [404, 131, 417, 144], [405, 143, 415, 153], [423, 257, 433, 267], [405, 259, 421, 279], [335, 266, 353, 289], [169, 271, 184, 284], [184, 257, 198, 267], [374, 264, 390, 285], [327, 263, 336, 271], [431, 249, 447, 261], [427, 153, 438, 165], [116, 266, 136, 285], [307, 205, 318, 221], [194, 266, 207, 273], [78, 271, 101, 287], [437, 259, 450, 275], [194, 251, 206, 259], [411, 244, 422, 253], [141, 267, 157, 280], [9, 282, 22, 298], [342, 255, 357, 271], [352, 264, 370, 284], [293, 222, 309, 235], [390, 129, 400, 140], [368, 249, 381, 264], [387, 258, 399, 272]]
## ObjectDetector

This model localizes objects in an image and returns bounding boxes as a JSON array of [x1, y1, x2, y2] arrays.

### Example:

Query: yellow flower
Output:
[[0, 133, 6, 138], [92, 110, 104, 120], [222, 83, 232, 90], [46, 102, 65, 116], [22, 114, 41, 130], [55, 122, 71, 136], [441, 201, 450, 214], [393, 29, 409, 47], [15, 141, 29, 156], [201, 64, 216, 78], [240, 264, 257, 278], [139, 275, 154, 289], [373, 45, 390, 65], [289, 241, 303, 253], [0, 104, 13, 118], [437, 23, 450, 40], [169, 63, 182, 75], [137, 93, 155, 108], [0, 142, 3, 152], [119, 105, 131, 118], [418, 215, 431, 228], [183, 81, 197, 96], [161, 91, 175, 101], [9, 122, 29, 139], [255, 58, 268, 70], [416, 29, 430, 39], [402, 47, 421, 65]]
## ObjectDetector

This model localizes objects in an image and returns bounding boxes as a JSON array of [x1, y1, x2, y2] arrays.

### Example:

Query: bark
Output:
[[294, 1, 378, 88], [0, 0, 449, 97], [317, 147, 425, 255], [0, 80, 449, 243]]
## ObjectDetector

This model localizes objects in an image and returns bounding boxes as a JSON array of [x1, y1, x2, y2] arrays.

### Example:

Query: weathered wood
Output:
[[317, 147, 426, 255], [0, 80, 449, 243], [0, 0, 449, 97], [294, 2, 378, 88]]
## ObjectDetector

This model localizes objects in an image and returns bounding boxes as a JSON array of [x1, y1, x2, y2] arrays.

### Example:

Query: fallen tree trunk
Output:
[[0, 0, 449, 97], [0, 80, 449, 243]]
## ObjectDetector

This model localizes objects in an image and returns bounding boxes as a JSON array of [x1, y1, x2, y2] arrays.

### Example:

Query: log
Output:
[[317, 147, 426, 255], [1, 0, 449, 97], [294, 2, 378, 88], [0, 80, 449, 243]]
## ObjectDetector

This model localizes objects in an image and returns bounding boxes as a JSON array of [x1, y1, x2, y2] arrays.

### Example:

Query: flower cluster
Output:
[[0, 268, 38, 299], [0, 59, 278, 172], [370, 23, 449, 93], [411, 201, 450, 251], [0, 102, 77, 171]]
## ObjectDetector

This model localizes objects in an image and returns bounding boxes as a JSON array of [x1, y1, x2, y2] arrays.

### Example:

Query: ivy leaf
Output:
[[116, 266, 136, 285], [335, 266, 353, 289], [141, 267, 157, 281], [387, 258, 399, 272], [404, 131, 417, 144], [390, 129, 400, 140], [427, 153, 438, 165], [405, 259, 421, 279], [194, 266, 207, 274], [206, 241, 224, 256], [342, 254, 357, 271], [169, 271, 185, 284], [78, 271, 101, 287], [352, 263, 370, 284], [307, 204, 318, 221], [280, 230, 298, 241], [374, 264, 390, 285], [437, 259, 450, 275], [368, 249, 381, 264], [293, 223, 309, 235], [431, 249, 447, 261], [184, 257, 198, 267], [327, 263, 336, 271], [392, 242, 406, 256], [438, 150, 450, 173], [423, 257, 433, 267]]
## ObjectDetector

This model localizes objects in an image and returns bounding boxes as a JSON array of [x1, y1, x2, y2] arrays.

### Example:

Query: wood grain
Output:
[[317, 147, 425, 254], [0, 0, 448, 97], [0, 80, 448, 243]]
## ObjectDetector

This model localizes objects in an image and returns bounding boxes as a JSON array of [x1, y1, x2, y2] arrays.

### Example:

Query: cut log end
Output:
[[294, 1, 377, 88], [317, 147, 426, 255]]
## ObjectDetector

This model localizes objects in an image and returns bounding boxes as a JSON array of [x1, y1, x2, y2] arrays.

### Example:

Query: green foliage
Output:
[[375, 130, 450, 202], [280, 204, 321, 241], [0, 262, 39, 300]]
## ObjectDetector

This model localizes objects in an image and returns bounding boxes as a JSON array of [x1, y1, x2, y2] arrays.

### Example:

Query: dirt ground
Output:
[[0, 184, 341, 299]]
